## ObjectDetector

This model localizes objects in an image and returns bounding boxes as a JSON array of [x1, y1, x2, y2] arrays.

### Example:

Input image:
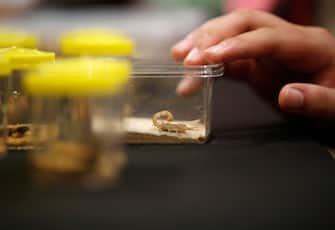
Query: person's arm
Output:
[[0, 0, 39, 17], [224, 0, 280, 13], [224, 0, 315, 25], [171, 10, 335, 121]]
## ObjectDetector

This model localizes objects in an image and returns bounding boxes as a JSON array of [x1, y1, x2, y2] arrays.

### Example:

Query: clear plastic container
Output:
[[23, 58, 131, 188], [60, 28, 135, 58], [0, 57, 10, 156], [59, 29, 135, 118], [126, 60, 224, 144], [0, 28, 39, 48], [0, 48, 55, 149]]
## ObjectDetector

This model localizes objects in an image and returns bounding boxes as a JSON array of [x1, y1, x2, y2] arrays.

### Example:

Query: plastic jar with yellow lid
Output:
[[23, 57, 131, 188], [60, 28, 136, 118], [0, 47, 55, 149], [0, 57, 11, 156], [0, 28, 38, 48], [60, 28, 135, 58]]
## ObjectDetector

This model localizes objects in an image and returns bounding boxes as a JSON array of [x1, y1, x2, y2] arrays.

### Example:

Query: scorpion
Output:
[[152, 110, 195, 133]]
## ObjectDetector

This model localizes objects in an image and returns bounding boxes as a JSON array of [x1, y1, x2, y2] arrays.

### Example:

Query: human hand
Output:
[[171, 10, 335, 121], [0, 0, 40, 17]]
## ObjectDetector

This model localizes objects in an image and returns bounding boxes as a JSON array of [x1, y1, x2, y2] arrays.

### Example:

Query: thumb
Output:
[[279, 83, 335, 120]]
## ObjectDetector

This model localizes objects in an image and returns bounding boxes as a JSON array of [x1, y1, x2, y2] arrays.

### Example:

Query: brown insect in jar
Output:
[[152, 110, 195, 134]]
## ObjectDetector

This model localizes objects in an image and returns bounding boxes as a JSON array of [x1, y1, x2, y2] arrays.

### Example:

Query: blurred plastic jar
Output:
[[60, 29, 135, 118], [60, 28, 135, 59], [0, 47, 55, 149], [0, 57, 11, 156], [23, 58, 131, 188], [0, 28, 39, 48]]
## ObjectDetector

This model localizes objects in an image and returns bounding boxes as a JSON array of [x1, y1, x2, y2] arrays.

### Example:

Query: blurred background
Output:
[[0, 0, 334, 57]]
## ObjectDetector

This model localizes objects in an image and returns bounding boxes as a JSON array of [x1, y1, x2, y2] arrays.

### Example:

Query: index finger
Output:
[[171, 9, 289, 62]]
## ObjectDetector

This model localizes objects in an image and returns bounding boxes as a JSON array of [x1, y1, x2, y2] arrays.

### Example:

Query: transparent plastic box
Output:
[[23, 58, 130, 188], [0, 57, 10, 156], [126, 60, 224, 144], [0, 48, 55, 150]]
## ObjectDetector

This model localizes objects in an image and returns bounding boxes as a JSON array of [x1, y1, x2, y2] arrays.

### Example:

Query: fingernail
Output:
[[185, 48, 201, 63], [173, 39, 192, 52], [284, 88, 304, 109], [205, 42, 227, 54]]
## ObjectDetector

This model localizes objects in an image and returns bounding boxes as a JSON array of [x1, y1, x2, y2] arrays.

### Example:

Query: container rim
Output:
[[132, 59, 224, 78]]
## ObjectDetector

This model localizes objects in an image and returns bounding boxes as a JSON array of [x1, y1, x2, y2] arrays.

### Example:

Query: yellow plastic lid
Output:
[[60, 28, 135, 56], [0, 57, 10, 76], [23, 58, 131, 96], [0, 28, 38, 48], [0, 48, 55, 70]]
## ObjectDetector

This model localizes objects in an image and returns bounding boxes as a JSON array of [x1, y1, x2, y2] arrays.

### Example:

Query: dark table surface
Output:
[[1, 79, 335, 230]]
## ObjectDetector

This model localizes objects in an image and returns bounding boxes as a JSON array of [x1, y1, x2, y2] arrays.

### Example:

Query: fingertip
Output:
[[278, 85, 289, 109], [279, 83, 335, 120], [278, 84, 305, 112], [203, 42, 231, 63], [184, 58, 206, 66], [171, 39, 194, 61], [176, 84, 188, 97], [176, 78, 189, 96], [183, 48, 207, 65], [203, 49, 221, 63], [170, 47, 185, 61], [176, 78, 204, 97]]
